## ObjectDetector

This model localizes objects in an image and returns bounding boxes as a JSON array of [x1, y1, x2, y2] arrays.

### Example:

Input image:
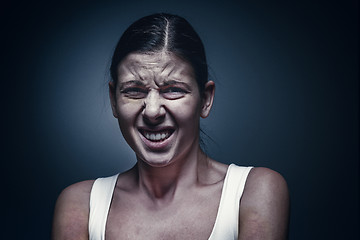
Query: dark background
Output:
[[3, 0, 358, 239]]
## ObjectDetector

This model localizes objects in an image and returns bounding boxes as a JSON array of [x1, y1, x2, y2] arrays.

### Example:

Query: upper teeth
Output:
[[145, 132, 169, 141]]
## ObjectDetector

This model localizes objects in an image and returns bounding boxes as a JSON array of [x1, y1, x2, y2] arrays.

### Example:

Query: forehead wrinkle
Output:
[[127, 61, 153, 82], [119, 52, 195, 86], [130, 62, 172, 85], [160, 61, 177, 78], [153, 62, 178, 87]]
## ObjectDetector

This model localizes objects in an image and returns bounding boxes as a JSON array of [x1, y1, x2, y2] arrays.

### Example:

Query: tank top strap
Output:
[[88, 174, 119, 240], [88, 165, 253, 240], [208, 164, 253, 240]]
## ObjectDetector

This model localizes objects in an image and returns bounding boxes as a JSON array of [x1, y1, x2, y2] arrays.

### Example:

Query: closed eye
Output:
[[120, 87, 148, 99], [160, 86, 189, 99]]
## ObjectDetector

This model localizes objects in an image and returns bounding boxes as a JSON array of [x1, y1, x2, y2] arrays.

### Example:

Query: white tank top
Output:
[[88, 164, 253, 240]]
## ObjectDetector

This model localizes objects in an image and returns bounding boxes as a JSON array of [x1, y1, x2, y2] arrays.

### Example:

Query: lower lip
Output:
[[139, 131, 174, 151]]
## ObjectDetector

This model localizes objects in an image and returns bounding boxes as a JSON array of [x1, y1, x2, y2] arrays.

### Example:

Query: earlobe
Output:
[[109, 81, 119, 118], [200, 81, 215, 118]]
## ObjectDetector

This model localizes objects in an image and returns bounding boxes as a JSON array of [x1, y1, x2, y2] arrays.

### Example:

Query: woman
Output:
[[52, 13, 289, 240]]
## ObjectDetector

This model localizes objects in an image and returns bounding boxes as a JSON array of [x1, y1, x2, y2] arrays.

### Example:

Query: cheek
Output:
[[170, 98, 202, 125], [116, 101, 142, 127], [116, 102, 142, 148]]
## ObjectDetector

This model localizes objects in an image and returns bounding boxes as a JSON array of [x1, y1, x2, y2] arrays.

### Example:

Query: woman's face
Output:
[[110, 52, 212, 167]]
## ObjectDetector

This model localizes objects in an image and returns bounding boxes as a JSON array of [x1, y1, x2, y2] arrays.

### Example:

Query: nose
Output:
[[142, 90, 165, 124]]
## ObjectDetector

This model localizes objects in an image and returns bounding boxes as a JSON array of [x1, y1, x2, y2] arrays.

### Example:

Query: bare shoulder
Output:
[[239, 167, 289, 240], [52, 180, 95, 240], [245, 167, 288, 195]]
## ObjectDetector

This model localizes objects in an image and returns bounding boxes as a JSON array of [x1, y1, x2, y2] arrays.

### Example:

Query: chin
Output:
[[136, 152, 176, 168]]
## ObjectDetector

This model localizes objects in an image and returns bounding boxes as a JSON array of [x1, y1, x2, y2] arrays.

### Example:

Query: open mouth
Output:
[[139, 129, 174, 142]]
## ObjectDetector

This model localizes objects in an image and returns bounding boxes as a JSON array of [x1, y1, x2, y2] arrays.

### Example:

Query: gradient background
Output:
[[3, 0, 358, 239]]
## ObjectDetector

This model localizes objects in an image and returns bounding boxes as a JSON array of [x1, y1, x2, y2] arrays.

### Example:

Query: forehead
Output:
[[117, 52, 195, 82]]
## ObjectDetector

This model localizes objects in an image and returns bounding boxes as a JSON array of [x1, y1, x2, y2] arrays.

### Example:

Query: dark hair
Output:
[[110, 13, 209, 95]]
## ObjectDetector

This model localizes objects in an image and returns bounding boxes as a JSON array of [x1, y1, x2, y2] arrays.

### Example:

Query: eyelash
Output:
[[119, 87, 147, 99], [120, 86, 189, 99], [121, 87, 147, 94], [160, 86, 187, 94]]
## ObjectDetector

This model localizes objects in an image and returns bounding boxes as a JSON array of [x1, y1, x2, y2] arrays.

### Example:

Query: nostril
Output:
[[142, 101, 165, 121], [142, 105, 166, 125], [143, 114, 165, 126]]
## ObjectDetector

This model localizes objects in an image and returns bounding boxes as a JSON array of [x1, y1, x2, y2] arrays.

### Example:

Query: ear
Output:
[[109, 81, 119, 118], [200, 81, 215, 118]]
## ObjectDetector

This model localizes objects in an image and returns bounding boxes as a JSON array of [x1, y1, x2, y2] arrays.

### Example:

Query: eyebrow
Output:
[[160, 80, 191, 90], [119, 79, 191, 91], [118, 80, 145, 89]]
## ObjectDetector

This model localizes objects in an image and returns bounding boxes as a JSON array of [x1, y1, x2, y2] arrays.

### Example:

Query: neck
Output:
[[136, 147, 208, 205]]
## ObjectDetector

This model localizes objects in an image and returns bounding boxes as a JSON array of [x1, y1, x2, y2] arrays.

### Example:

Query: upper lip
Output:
[[137, 126, 175, 133]]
